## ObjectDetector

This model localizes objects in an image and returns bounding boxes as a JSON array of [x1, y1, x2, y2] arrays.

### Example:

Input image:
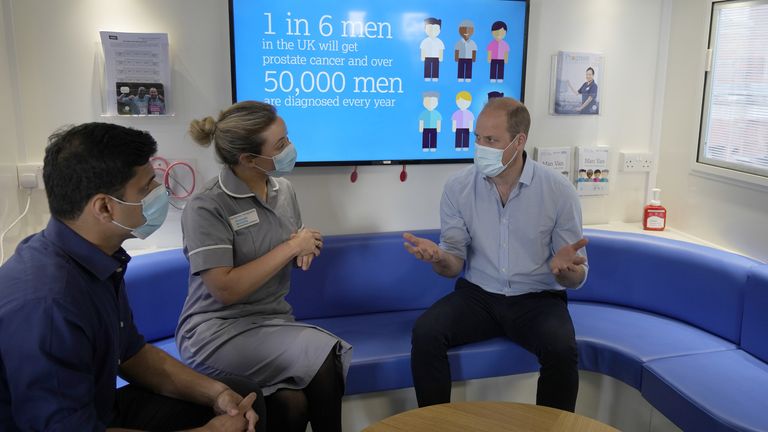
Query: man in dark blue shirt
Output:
[[0, 123, 260, 431]]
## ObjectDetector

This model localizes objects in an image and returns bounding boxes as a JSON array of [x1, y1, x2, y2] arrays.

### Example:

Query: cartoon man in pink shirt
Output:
[[451, 91, 474, 151], [486, 21, 510, 83]]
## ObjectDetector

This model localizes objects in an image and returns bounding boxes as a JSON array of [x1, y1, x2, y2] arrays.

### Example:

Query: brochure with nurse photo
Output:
[[574, 146, 609, 196]]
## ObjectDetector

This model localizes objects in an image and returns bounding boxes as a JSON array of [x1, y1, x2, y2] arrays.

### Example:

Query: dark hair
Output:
[[579, 169, 587, 173], [425, 17, 442, 27], [491, 21, 507, 32], [43, 123, 157, 220], [586, 67, 595, 75], [488, 91, 504, 99], [594, 169, 602, 174]]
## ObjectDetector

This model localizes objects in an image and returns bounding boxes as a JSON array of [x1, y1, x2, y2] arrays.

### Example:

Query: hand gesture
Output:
[[550, 238, 588, 276], [207, 391, 258, 432], [291, 228, 322, 257], [296, 253, 315, 271], [403, 232, 442, 263]]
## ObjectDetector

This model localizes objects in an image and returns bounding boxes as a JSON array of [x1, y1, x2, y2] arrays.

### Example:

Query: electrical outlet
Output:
[[16, 163, 44, 189], [620, 152, 654, 172]]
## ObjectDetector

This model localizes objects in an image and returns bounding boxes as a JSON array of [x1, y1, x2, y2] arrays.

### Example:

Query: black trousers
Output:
[[411, 278, 579, 411], [110, 376, 266, 432]]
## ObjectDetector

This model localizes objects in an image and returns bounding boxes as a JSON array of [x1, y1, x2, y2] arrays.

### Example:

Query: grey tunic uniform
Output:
[[176, 166, 351, 396]]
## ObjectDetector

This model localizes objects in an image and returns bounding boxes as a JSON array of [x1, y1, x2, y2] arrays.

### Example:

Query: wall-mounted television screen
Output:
[[230, 0, 529, 166]]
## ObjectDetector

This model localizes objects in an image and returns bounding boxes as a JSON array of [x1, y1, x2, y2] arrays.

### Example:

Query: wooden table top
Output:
[[363, 401, 620, 432]]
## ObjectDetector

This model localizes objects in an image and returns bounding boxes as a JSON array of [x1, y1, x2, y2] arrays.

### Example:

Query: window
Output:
[[699, 0, 768, 180]]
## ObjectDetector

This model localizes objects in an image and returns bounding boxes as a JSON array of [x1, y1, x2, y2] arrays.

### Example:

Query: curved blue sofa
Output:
[[122, 229, 768, 432]]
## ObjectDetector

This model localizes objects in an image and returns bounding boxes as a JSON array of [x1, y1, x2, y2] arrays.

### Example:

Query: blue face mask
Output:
[[110, 185, 170, 239], [252, 142, 297, 177], [474, 135, 520, 177]]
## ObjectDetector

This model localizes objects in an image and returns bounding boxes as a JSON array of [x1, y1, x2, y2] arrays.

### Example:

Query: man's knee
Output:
[[411, 311, 447, 350]]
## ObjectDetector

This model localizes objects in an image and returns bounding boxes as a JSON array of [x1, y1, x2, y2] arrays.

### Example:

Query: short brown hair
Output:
[[483, 97, 531, 138]]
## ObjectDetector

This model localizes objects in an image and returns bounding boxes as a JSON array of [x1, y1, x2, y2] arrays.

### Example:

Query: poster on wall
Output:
[[100, 32, 171, 116], [551, 51, 603, 115]]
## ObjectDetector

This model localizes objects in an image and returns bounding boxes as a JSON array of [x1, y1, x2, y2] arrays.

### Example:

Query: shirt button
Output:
[[116, 267, 123, 273], [120, 321, 124, 328], [118, 359, 121, 365]]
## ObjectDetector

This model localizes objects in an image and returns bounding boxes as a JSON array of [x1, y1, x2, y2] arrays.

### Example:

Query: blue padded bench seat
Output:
[[642, 350, 768, 432], [305, 310, 539, 395], [120, 228, 768, 432], [569, 302, 736, 389]]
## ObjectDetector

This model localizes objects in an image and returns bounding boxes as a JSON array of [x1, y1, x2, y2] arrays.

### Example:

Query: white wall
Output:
[[2, 0, 668, 255], [657, 0, 768, 262]]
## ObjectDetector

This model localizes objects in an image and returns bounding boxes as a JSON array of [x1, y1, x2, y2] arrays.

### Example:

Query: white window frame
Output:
[[695, 0, 768, 189]]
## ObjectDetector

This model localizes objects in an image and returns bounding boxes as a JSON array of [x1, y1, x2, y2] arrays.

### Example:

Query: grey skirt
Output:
[[178, 318, 352, 396]]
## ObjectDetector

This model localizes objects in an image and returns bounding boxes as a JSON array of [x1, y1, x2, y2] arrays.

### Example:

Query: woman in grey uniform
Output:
[[176, 101, 351, 432]]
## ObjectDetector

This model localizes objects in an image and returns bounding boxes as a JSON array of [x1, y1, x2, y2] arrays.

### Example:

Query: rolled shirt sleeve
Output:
[[552, 182, 589, 289], [0, 299, 105, 431], [439, 187, 471, 261]]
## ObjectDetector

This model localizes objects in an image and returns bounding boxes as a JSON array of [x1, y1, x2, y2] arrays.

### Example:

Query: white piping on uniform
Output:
[[188, 245, 233, 256], [218, 170, 254, 198]]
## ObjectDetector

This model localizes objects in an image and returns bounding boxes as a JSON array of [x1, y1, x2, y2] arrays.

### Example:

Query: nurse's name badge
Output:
[[229, 209, 260, 231]]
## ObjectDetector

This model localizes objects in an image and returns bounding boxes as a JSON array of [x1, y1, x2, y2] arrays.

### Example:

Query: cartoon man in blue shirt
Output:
[[419, 91, 442, 151]]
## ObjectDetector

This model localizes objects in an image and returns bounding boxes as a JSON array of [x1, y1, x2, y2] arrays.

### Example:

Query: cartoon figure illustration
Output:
[[488, 91, 504, 100], [419, 92, 442, 152], [451, 91, 474, 151], [420, 18, 445, 82], [454, 20, 477, 82], [599, 169, 609, 182], [593, 169, 602, 182], [567, 67, 599, 114], [577, 169, 588, 182], [487, 21, 510, 83], [586, 169, 594, 181]]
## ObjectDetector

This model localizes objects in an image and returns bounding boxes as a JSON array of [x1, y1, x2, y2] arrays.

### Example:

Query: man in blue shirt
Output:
[[0, 123, 260, 431], [404, 97, 588, 412]]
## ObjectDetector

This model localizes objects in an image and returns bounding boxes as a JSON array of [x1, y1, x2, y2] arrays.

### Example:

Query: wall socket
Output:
[[619, 152, 654, 172], [16, 163, 44, 189]]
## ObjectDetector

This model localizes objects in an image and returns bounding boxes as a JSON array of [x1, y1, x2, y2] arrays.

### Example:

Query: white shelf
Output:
[[585, 221, 738, 255]]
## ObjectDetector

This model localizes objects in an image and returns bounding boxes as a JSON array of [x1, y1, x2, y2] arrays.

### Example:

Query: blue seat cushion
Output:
[[742, 265, 768, 363], [305, 310, 539, 395], [572, 230, 757, 344], [288, 230, 453, 320], [124, 249, 189, 342], [642, 350, 768, 432], [570, 302, 736, 389]]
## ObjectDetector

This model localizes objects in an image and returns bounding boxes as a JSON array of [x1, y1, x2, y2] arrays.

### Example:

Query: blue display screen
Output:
[[230, 0, 528, 165]]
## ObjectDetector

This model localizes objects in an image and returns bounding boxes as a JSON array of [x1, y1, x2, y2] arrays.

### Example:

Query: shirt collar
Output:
[[218, 166, 279, 199], [518, 151, 534, 186], [44, 218, 129, 281]]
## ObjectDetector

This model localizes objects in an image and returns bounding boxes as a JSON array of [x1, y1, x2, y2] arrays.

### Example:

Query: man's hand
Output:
[[550, 238, 588, 276], [403, 232, 442, 263], [212, 390, 258, 432]]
